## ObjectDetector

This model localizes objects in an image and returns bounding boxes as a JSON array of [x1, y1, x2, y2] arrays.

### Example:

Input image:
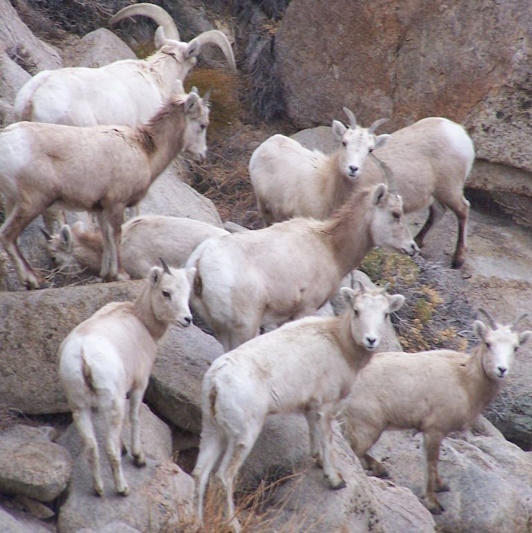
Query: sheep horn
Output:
[[512, 313, 528, 328], [159, 257, 172, 275], [109, 3, 180, 41], [342, 107, 357, 129], [379, 282, 390, 294], [188, 30, 237, 71], [369, 152, 399, 195], [40, 227, 52, 242], [368, 118, 389, 135], [353, 280, 366, 293], [477, 308, 497, 329]]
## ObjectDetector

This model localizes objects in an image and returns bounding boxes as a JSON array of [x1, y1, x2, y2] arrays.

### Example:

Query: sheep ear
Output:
[[473, 320, 488, 342], [340, 287, 356, 307], [332, 120, 347, 140], [184, 92, 200, 114], [185, 266, 197, 285], [374, 134, 390, 149], [59, 225, 73, 251], [372, 183, 388, 205], [388, 294, 405, 313], [154, 26, 167, 49], [149, 266, 164, 287], [185, 40, 201, 59], [519, 331, 532, 346]]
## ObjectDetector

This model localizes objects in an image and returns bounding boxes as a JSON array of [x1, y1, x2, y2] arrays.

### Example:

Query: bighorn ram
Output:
[[193, 284, 405, 531], [340, 309, 531, 514], [186, 183, 418, 351], [249, 108, 389, 225], [44, 215, 229, 279], [14, 3, 235, 127], [0, 87, 209, 289], [58, 261, 196, 497], [250, 116, 474, 268]]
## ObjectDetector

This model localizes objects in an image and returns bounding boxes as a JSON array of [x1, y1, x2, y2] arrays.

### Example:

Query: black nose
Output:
[[497, 366, 507, 377], [185, 316, 192, 325], [366, 337, 376, 347], [349, 165, 358, 175]]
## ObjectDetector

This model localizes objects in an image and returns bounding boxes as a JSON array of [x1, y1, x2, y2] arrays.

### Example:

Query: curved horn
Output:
[[478, 308, 497, 329], [368, 118, 389, 135], [109, 3, 180, 41], [379, 282, 390, 294], [188, 30, 236, 71], [369, 152, 399, 195], [353, 280, 367, 293], [159, 257, 172, 275], [40, 227, 52, 242], [512, 313, 528, 328], [342, 107, 357, 129]]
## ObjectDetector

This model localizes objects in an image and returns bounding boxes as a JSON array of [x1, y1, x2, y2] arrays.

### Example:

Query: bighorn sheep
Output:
[[250, 116, 474, 268], [249, 108, 389, 225], [44, 215, 229, 279], [193, 284, 405, 530], [0, 87, 209, 290], [340, 309, 531, 514], [186, 183, 418, 351], [14, 3, 235, 127], [58, 261, 196, 497]]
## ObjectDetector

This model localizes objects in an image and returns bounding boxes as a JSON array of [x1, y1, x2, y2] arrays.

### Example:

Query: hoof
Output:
[[436, 482, 450, 493], [327, 475, 346, 490], [133, 454, 146, 467], [93, 487, 104, 498], [117, 486, 130, 497], [426, 499, 445, 515]]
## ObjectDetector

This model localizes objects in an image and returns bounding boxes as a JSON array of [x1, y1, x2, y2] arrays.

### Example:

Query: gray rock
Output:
[[0, 48, 31, 106], [58, 403, 193, 533], [0, 425, 71, 502], [0, 504, 52, 533]]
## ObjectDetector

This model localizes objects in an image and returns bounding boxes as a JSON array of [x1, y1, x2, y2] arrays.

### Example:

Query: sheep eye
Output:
[[162, 290, 171, 300], [514, 346, 519, 353], [392, 212, 401, 221], [385, 312, 390, 319], [369, 147, 374, 153], [485, 342, 491, 349], [353, 309, 359, 317], [342, 141, 347, 148], [200, 124, 207, 130]]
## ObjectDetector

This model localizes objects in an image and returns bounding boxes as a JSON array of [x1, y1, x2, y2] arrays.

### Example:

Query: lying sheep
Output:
[[250, 116, 474, 268], [44, 215, 229, 279], [193, 283, 405, 530], [0, 86, 209, 290], [58, 261, 196, 497], [249, 108, 389, 225], [187, 182, 418, 351], [340, 309, 531, 514]]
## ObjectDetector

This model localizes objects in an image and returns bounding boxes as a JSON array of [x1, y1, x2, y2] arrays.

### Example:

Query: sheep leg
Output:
[[42, 205, 67, 234], [72, 409, 104, 497], [0, 205, 44, 289], [414, 200, 446, 249], [316, 409, 345, 490], [305, 410, 323, 466], [450, 196, 470, 268], [104, 397, 129, 496], [129, 389, 146, 467], [96, 208, 129, 282], [193, 426, 225, 525], [423, 432, 445, 514]]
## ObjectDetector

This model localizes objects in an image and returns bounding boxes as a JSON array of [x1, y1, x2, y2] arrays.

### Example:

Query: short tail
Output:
[[81, 349, 97, 392]]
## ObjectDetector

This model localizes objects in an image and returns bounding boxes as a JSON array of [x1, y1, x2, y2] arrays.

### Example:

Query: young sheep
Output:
[[250, 116, 474, 268], [58, 261, 196, 497], [249, 108, 389, 225], [44, 215, 229, 280], [0, 87, 209, 290], [186, 182, 418, 351], [340, 309, 532, 514], [193, 284, 405, 530]]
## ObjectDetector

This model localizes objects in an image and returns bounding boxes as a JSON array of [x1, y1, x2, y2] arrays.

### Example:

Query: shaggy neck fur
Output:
[[133, 281, 170, 341], [71, 227, 104, 273]]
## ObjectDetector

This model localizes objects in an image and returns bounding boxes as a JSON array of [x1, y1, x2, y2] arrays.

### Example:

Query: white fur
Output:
[[58, 265, 196, 497], [341, 312, 532, 514], [193, 284, 405, 530]]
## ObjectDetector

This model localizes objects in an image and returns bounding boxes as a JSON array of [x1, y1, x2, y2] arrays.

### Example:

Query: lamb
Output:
[[14, 3, 235, 128], [186, 182, 418, 351], [249, 108, 390, 225], [44, 215, 229, 279], [193, 283, 405, 530], [0, 86, 210, 290], [58, 261, 196, 497], [340, 308, 531, 514], [250, 116, 474, 268]]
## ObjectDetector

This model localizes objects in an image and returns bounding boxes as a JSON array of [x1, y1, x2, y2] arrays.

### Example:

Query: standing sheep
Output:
[[44, 215, 229, 279], [186, 182, 418, 351], [0, 86, 210, 290], [340, 309, 531, 514], [250, 116, 474, 267], [193, 283, 405, 530], [58, 262, 196, 497]]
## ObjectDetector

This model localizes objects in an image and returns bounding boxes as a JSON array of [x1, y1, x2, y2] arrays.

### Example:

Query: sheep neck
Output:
[[463, 346, 504, 415], [333, 313, 375, 374], [133, 284, 169, 342], [73, 229, 104, 273], [138, 99, 187, 181], [319, 188, 373, 276]]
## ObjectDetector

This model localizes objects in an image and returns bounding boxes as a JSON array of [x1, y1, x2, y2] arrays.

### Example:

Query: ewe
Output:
[[250, 115, 474, 267], [58, 262, 196, 497], [44, 215, 228, 280], [193, 283, 405, 531], [340, 309, 531, 514], [187, 182, 418, 351], [0, 87, 209, 290]]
